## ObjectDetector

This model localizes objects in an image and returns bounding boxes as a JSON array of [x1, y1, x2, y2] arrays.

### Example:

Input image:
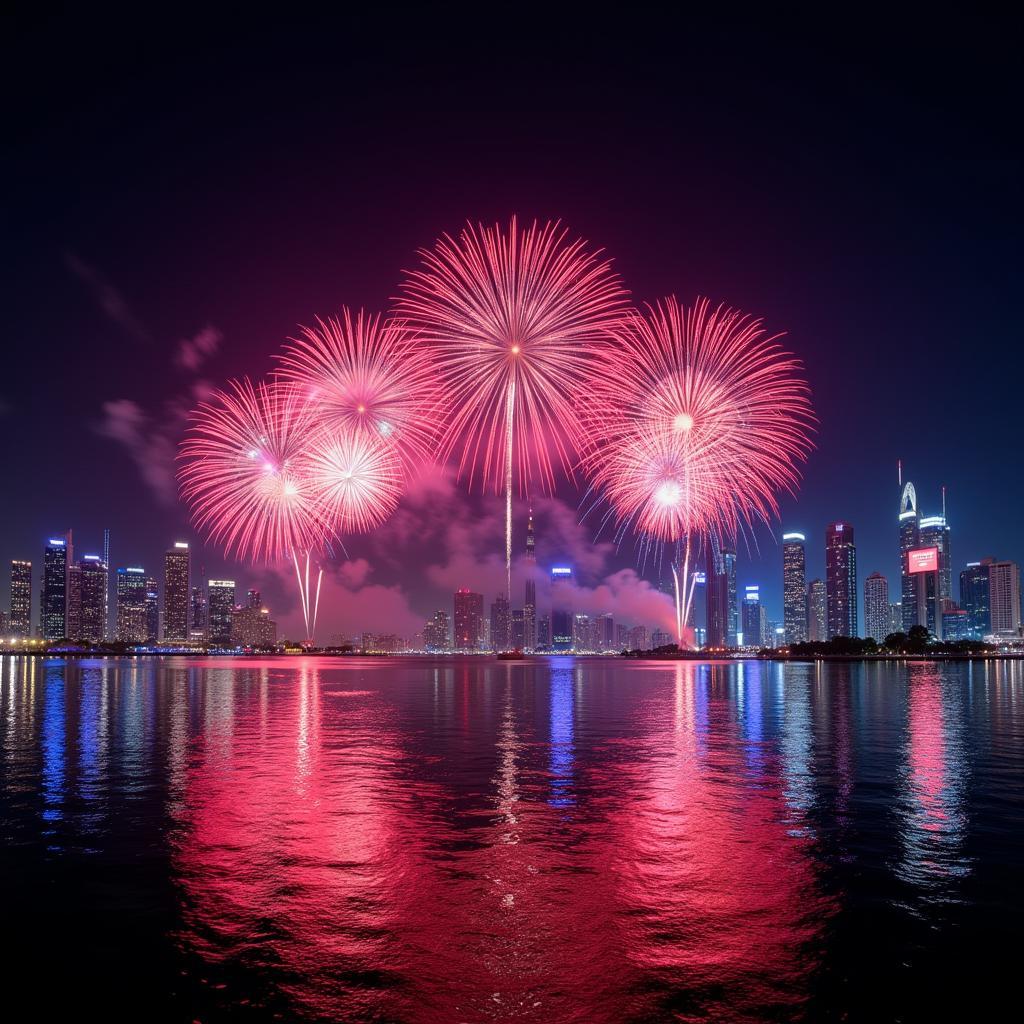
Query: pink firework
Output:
[[307, 428, 403, 535], [581, 297, 815, 644], [277, 307, 443, 477], [396, 216, 629, 603], [178, 378, 327, 564]]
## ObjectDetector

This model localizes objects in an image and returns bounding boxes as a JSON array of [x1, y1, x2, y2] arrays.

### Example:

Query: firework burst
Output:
[[396, 216, 628, 605], [277, 307, 442, 477], [178, 378, 327, 564], [581, 297, 815, 644]]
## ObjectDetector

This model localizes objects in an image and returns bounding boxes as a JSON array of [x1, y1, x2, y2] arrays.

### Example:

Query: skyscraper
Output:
[[246, 588, 261, 609], [550, 566, 574, 651], [41, 535, 70, 640], [424, 610, 451, 650], [989, 561, 1022, 638], [78, 556, 108, 643], [960, 561, 992, 639], [207, 579, 236, 645], [116, 566, 149, 643], [782, 532, 807, 644], [807, 579, 827, 641], [144, 577, 160, 643], [706, 546, 737, 648], [919, 514, 952, 601], [597, 612, 615, 651], [66, 561, 82, 641], [826, 522, 857, 638], [888, 602, 903, 636], [524, 508, 537, 651], [453, 589, 483, 651], [864, 572, 889, 643], [190, 583, 208, 638], [510, 608, 525, 649], [490, 592, 511, 651], [741, 585, 767, 647], [898, 481, 920, 631], [163, 542, 191, 643], [9, 560, 32, 637]]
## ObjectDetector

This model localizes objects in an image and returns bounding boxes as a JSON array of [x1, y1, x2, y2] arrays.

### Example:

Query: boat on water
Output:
[[496, 649, 525, 660]]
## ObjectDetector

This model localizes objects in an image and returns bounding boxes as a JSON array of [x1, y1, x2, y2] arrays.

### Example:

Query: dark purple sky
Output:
[[3, 10, 1020, 637]]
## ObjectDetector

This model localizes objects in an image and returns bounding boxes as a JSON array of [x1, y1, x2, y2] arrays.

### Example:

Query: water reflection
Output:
[[1, 655, 1022, 1021]]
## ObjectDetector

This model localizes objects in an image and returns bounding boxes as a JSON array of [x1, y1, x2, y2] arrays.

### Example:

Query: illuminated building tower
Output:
[[550, 566, 574, 651], [78, 556, 108, 643], [510, 609, 525, 649], [232, 605, 277, 647], [66, 562, 82, 640], [246, 588, 261, 609], [806, 579, 827, 641], [826, 522, 857, 637], [207, 580, 236, 646], [907, 545, 941, 638], [453, 588, 483, 651], [116, 567, 149, 643], [960, 560, 992, 639], [163, 543, 191, 643], [597, 612, 615, 651], [103, 527, 111, 637], [989, 560, 1022, 638], [190, 583, 208, 637], [490, 592, 511, 651], [424, 609, 451, 651], [536, 614, 551, 649], [898, 480, 920, 630], [782, 532, 807, 644], [919, 514, 951, 601], [864, 572, 890, 643], [706, 546, 737, 648], [524, 508, 537, 651], [741, 585, 766, 646], [888, 602, 903, 636], [9, 560, 32, 637], [144, 577, 160, 643], [41, 535, 70, 640]]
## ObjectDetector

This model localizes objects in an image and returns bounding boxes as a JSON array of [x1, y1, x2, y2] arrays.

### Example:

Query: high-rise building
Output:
[[490, 592, 511, 651], [597, 612, 615, 651], [550, 566, 574, 651], [573, 614, 597, 651], [163, 543, 191, 643], [144, 578, 159, 643], [453, 589, 483, 650], [536, 614, 552, 649], [898, 481, 920, 631], [782, 532, 807, 644], [424, 610, 451, 650], [103, 527, 111, 637], [41, 535, 70, 640], [524, 507, 537, 651], [207, 580, 236, 645], [989, 561, 1022, 638], [960, 561, 992, 639], [888, 602, 903, 636], [232, 605, 277, 647], [807, 579, 827, 641], [510, 608, 525, 649], [908, 544, 942, 638], [919, 514, 951, 602], [190, 583, 207, 637], [78, 556, 108, 644], [116, 567, 149, 643], [826, 522, 857, 638], [9, 560, 32, 637], [706, 546, 737, 647], [66, 562, 82, 640], [864, 572, 889, 643], [246, 588, 261, 609], [627, 625, 649, 651], [741, 585, 766, 647]]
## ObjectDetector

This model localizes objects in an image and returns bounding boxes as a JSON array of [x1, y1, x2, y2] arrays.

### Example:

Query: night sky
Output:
[[4, 10, 1021, 638]]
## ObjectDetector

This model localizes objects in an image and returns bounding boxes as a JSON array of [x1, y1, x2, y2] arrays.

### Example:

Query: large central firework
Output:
[[396, 217, 628, 611], [581, 297, 815, 646]]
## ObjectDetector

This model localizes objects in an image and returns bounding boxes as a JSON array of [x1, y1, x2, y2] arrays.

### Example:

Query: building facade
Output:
[[41, 535, 70, 640], [989, 561, 1022, 637], [826, 522, 858, 638], [864, 571, 890, 643], [115, 567, 149, 643], [9, 560, 32, 637], [453, 589, 483, 650], [960, 561, 992, 639], [163, 542, 191, 643], [807, 579, 827, 642], [782, 532, 807, 644], [207, 580, 236, 645]]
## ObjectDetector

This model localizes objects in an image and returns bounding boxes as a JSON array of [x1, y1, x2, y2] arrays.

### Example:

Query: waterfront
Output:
[[2, 656, 1022, 1022]]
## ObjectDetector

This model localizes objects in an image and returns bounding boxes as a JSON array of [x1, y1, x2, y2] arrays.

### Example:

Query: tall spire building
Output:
[[523, 507, 536, 651], [898, 479, 920, 631]]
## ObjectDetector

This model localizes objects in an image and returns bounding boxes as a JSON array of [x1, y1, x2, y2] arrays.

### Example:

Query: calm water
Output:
[[2, 657, 1023, 1022]]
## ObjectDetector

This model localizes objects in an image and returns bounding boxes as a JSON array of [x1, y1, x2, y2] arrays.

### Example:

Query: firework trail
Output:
[[396, 216, 628, 613], [277, 307, 443, 478], [581, 297, 815, 646], [178, 378, 330, 642]]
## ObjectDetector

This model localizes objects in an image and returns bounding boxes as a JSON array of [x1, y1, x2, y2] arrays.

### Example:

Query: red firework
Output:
[[277, 307, 443, 477], [177, 378, 327, 563], [582, 297, 816, 546], [307, 428, 403, 535], [396, 216, 629, 494]]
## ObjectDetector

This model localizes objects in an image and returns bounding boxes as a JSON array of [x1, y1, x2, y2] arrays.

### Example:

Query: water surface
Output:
[[2, 656, 1022, 1022]]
